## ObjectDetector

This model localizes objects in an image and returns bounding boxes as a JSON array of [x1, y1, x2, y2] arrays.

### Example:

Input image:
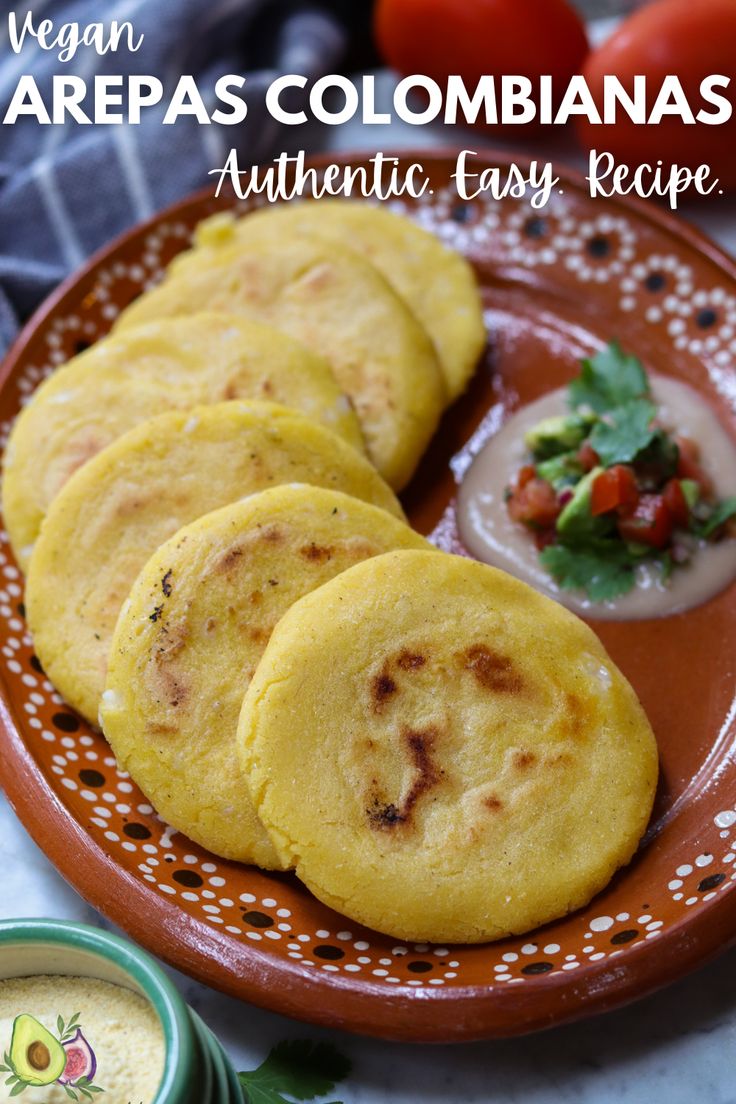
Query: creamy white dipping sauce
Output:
[[457, 377, 736, 620]]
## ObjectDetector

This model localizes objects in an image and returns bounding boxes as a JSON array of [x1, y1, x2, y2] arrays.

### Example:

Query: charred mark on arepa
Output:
[[149, 604, 164, 623], [512, 749, 536, 770], [149, 618, 190, 708], [159, 668, 188, 709], [366, 724, 443, 831], [563, 692, 587, 739], [370, 646, 428, 712], [396, 650, 426, 671], [154, 621, 187, 660], [247, 625, 270, 645], [459, 644, 523, 694], [216, 545, 244, 573], [147, 720, 179, 735], [300, 542, 334, 563], [403, 725, 442, 808], [483, 793, 504, 811], [262, 524, 284, 543], [161, 569, 173, 597], [371, 667, 397, 710], [367, 799, 405, 828]]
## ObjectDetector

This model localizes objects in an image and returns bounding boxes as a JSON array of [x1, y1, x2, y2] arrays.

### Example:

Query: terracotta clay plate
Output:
[[1, 151, 735, 1042]]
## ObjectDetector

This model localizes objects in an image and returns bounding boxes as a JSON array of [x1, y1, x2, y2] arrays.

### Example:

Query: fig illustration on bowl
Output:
[[58, 1027, 97, 1085]]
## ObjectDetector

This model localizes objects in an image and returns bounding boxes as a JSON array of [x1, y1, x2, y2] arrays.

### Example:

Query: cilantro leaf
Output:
[[239, 1040, 351, 1104], [588, 399, 657, 467], [540, 543, 639, 602], [569, 342, 650, 414], [694, 496, 736, 538]]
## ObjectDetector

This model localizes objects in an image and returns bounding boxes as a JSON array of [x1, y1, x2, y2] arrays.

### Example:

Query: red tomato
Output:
[[534, 527, 558, 551], [675, 435, 714, 498], [662, 479, 690, 527], [577, 441, 601, 472], [517, 464, 537, 489], [618, 494, 673, 549], [591, 465, 639, 516], [507, 476, 560, 528], [374, 0, 589, 132], [578, 0, 736, 191]]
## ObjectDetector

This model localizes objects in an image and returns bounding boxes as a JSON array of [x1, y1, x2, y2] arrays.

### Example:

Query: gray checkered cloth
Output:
[[0, 0, 354, 353]]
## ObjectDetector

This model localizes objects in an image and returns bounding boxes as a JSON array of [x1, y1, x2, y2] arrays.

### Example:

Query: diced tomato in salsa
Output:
[[507, 475, 560, 529], [617, 493, 673, 549], [590, 466, 639, 517], [577, 441, 600, 472], [675, 435, 714, 498], [662, 478, 690, 528], [534, 527, 558, 551], [517, 464, 536, 489]]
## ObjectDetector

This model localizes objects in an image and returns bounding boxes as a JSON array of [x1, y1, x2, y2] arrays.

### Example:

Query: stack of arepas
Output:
[[2, 200, 657, 944]]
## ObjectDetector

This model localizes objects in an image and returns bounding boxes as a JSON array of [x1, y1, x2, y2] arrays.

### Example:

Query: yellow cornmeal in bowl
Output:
[[0, 975, 164, 1104]]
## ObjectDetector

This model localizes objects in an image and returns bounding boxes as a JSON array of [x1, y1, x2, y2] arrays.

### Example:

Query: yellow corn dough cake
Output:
[[2, 312, 363, 570], [238, 550, 658, 943], [100, 485, 430, 868], [115, 236, 447, 490], [180, 201, 486, 401], [25, 401, 402, 726]]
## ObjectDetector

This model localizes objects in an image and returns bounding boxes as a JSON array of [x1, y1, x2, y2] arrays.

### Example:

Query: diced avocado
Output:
[[680, 479, 700, 509], [625, 541, 652, 557], [524, 413, 596, 460], [10, 1014, 66, 1086], [556, 466, 612, 541], [536, 451, 583, 491]]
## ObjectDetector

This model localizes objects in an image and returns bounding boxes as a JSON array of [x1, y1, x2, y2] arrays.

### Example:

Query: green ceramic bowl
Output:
[[0, 918, 240, 1103]]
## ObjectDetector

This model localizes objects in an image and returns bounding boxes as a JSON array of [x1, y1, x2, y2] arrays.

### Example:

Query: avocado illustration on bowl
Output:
[[1, 1012, 103, 1099], [8, 1013, 66, 1085]]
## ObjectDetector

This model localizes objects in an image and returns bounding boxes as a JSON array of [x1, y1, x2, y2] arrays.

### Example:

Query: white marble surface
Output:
[[3, 41, 736, 1102]]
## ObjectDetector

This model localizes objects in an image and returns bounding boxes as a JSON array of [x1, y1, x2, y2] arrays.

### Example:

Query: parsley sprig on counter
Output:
[[238, 1040, 351, 1104], [505, 342, 736, 602]]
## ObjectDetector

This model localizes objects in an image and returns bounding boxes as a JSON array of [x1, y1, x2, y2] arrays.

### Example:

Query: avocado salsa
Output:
[[505, 343, 736, 602]]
